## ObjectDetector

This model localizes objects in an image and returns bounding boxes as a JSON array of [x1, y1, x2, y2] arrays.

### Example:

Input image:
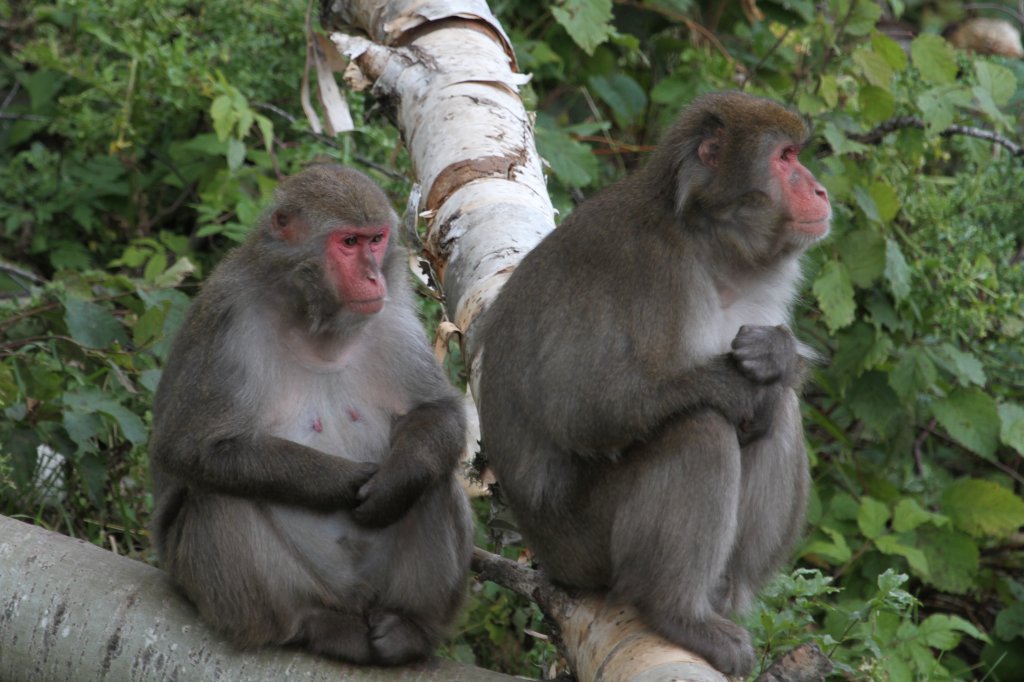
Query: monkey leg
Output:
[[720, 392, 810, 615], [301, 608, 373, 663], [361, 479, 474, 662], [604, 410, 756, 678], [365, 609, 436, 665], [165, 494, 363, 653]]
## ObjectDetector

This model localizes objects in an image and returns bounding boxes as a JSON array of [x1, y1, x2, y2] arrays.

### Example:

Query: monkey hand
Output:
[[350, 461, 431, 528], [334, 461, 380, 507], [730, 324, 798, 385]]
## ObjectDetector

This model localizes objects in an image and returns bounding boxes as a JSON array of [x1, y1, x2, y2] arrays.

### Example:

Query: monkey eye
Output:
[[780, 146, 799, 161], [343, 235, 359, 247], [371, 233, 385, 244]]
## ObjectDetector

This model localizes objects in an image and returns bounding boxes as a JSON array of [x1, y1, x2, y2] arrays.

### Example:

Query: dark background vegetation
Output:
[[1, 0, 1023, 678]]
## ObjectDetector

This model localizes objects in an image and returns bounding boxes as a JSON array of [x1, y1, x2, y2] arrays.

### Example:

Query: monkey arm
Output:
[[155, 434, 378, 511], [532, 341, 791, 457], [351, 395, 466, 528]]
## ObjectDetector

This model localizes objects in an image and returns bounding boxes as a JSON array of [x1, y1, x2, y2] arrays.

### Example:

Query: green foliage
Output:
[[4, 0, 1024, 677]]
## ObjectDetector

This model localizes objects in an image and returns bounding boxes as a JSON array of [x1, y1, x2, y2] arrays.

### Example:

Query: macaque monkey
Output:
[[478, 92, 831, 677], [149, 165, 472, 665]]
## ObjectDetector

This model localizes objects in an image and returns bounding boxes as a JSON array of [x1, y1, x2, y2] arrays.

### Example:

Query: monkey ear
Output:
[[697, 132, 722, 169], [270, 210, 308, 244]]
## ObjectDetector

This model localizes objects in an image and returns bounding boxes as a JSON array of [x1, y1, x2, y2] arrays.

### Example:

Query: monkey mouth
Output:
[[792, 217, 831, 239], [346, 298, 386, 315]]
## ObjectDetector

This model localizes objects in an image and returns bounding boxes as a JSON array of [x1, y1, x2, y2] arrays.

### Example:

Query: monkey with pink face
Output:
[[479, 92, 832, 677], [149, 165, 472, 665]]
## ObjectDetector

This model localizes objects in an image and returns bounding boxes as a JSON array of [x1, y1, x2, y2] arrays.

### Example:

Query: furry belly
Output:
[[267, 504, 389, 596]]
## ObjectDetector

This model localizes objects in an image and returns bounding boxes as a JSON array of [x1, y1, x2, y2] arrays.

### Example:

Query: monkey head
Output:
[[664, 92, 832, 263], [258, 165, 400, 326]]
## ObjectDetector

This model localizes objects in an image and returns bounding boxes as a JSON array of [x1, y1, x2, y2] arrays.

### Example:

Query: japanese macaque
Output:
[[149, 164, 472, 665], [478, 92, 831, 677]]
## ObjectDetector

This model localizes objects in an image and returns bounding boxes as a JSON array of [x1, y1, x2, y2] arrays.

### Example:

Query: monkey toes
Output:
[[367, 610, 434, 665]]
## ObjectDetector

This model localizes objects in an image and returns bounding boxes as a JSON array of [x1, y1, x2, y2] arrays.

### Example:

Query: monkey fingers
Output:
[[730, 324, 797, 385], [350, 463, 430, 527]]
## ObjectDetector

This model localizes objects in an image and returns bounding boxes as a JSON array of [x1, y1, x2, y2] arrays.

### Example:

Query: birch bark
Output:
[[323, 1, 732, 680], [0, 515, 514, 681]]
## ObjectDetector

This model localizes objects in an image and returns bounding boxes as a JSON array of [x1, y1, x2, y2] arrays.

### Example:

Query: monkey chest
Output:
[[694, 295, 791, 358], [262, 372, 396, 462]]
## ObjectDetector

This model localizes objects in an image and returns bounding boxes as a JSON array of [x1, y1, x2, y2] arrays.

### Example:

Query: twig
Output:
[[0, 261, 44, 285], [252, 102, 407, 181], [912, 418, 937, 477], [471, 547, 570, 615], [849, 115, 1023, 157]]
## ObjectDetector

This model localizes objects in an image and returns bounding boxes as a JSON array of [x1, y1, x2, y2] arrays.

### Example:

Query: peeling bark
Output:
[[324, 0, 553, 391]]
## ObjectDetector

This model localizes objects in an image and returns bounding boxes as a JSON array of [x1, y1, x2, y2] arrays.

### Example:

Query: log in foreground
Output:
[[0, 516, 514, 682]]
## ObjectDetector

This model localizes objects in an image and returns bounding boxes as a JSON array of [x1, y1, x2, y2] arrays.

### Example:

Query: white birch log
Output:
[[323, 2, 732, 680], [0, 515, 517, 682]]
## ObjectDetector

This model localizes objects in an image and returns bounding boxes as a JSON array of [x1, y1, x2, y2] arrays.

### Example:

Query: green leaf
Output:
[[994, 602, 1024, 641], [875, 535, 929, 576], [853, 46, 892, 87], [823, 122, 871, 155], [931, 389, 1000, 460], [64, 296, 129, 349], [917, 527, 978, 594], [143, 251, 167, 283], [858, 85, 896, 125], [63, 411, 103, 455], [910, 34, 958, 85], [872, 31, 908, 71], [819, 75, 839, 108], [210, 94, 235, 142], [133, 302, 168, 348], [588, 74, 647, 128], [974, 62, 1017, 106], [153, 256, 197, 288], [832, 322, 876, 380], [884, 238, 911, 301], [918, 614, 988, 649], [889, 347, 936, 405], [535, 122, 598, 187], [845, 0, 883, 36], [255, 113, 275, 152], [137, 289, 191, 360], [63, 387, 147, 445], [803, 526, 852, 564], [858, 496, 890, 539], [226, 138, 246, 171], [551, 0, 614, 55], [812, 260, 856, 332], [998, 402, 1024, 455], [849, 371, 901, 436], [893, 498, 947, 532], [840, 228, 886, 287], [869, 182, 900, 223], [942, 478, 1024, 538], [916, 85, 973, 132], [930, 344, 986, 387]]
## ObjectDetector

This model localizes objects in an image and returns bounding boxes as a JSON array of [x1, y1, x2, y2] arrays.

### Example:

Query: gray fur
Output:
[[150, 165, 472, 665], [478, 92, 828, 677]]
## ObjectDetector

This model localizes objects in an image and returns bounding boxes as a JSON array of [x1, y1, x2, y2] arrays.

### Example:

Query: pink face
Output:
[[771, 144, 831, 239], [325, 225, 391, 315]]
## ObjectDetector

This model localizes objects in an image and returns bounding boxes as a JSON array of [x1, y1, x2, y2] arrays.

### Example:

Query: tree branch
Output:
[[0, 515, 514, 681], [849, 115, 1023, 157]]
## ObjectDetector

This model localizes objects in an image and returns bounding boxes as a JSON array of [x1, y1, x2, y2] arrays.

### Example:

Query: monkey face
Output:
[[324, 226, 391, 315], [769, 144, 831, 241]]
